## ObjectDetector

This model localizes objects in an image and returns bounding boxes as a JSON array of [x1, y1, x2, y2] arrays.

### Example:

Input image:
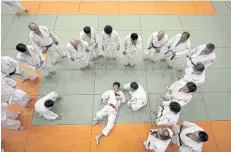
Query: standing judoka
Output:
[[102, 25, 121, 61], [123, 33, 142, 67], [161, 81, 197, 106], [165, 32, 191, 70], [1, 56, 38, 82], [154, 101, 181, 126], [1, 77, 31, 107], [28, 22, 66, 65], [66, 38, 91, 69], [180, 63, 205, 86], [80, 26, 100, 60], [172, 121, 208, 152], [143, 128, 173, 152], [187, 43, 216, 68], [123, 82, 147, 111], [35, 92, 61, 120], [144, 31, 168, 62], [3, 0, 30, 16], [93, 82, 125, 145], [16, 43, 55, 79]]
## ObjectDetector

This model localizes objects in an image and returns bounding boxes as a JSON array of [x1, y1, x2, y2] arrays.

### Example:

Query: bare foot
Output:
[[160, 94, 167, 100], [25, 8, 31, 13], [92, 120, 98, 126], [16, 12, 21, 17], [17, 111, 24, 115], [17, 126, 24, 130], [33, 77, 39, 83], [95, 136, 100, 146], [51, 71, 56, 75], [130, 64, 135, 68], [57, 116, 62, 120], [52, 61, 57, 65]]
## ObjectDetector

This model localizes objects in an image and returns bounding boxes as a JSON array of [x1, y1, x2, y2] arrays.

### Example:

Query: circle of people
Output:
[[1, 22, 216, 152]]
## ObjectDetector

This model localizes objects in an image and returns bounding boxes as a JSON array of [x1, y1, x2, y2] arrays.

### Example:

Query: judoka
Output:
[[3, 0, 30, 16], [1, 77, 31, 107], [165, 32, 191, 70], [154, 101, 181, 126], [172, 121, 208, 152], [80, 26, 100, 60], [123, 33, 142, 67], [93, 82, 125, 145], [102, 25, 121, 61], [123, 82, 147, 111], [161, 81, 197, 106], [187, 43, 216, 68], [16, 43, 55, 79], [1, 56, 38, 82], [144, 31, 168, 62], [66, 38, 91, 69], [28, 22, 66, 65], [35, 92, 62, 120], [143, 128, 173, 152]]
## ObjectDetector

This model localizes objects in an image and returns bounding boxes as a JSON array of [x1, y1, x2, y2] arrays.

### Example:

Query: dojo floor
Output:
[[1, 1, 231, 152]]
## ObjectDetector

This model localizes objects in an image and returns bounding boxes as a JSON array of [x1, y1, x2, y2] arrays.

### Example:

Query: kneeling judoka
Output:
[[93, 82, 126, 145]]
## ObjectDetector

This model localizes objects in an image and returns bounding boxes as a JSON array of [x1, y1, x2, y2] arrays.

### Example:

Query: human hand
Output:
[[54, 41, 58, 45], [123, 51, 126, 55], [117, 45, 120, 51], [71, 57, 75, 61], [94, 43, 98, 48]]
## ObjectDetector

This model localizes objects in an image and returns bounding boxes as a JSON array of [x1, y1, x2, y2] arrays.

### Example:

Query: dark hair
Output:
[[83, 26, 91, 34], [206, 43, 215, 51], [44, 99, 54, 108], [194, 63, 205, 72], [186, 82, 197, 92], [113, 82, 121, 88], [104, 25, 113, 34], [131, 33, 138, 40], [28, 22, 37, 29], [160, 129, 172, 140], [130, 82, 139, 90], [182, 31, 190, 39], [169, 102, 181, 113], [16, 43, 27, 52], [198, 131, 208, 142]]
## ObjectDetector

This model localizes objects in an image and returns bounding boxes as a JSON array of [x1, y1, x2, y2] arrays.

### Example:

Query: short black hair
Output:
[[83, 26, 91, 34], [16, 43, 27, 52], [44, 99, 54, 108], [206, 43, 215, 51], [28, 22, 37, 29], [182, 31, 190, 39], [194, 63, 205, 72], [186, 82, 197, 92], [130, 82, 139, 90], [131, 33, 138, 40], [104, 25, 113, 34], [198, 131, 208, 142], [113, 82, 121, 88], [169, 102, 181, 113], [159, 129, 172, 140]]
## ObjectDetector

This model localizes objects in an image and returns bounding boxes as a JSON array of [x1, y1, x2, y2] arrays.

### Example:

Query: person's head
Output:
[[180, 31, 190, 42], [130, 82, 139, 92], [131, 33, 138, 42], [195, 131, 208, 142], [193, 63, 205, 74], [104, 25, 113, 35], [28, 22, 40, 34], [157, 128, 172, 140], [169, 102, 181, 114], [181, 82, 197, 93], [157, 30, 165, 41], [70, 38, 81, 48], [204, 43, 215, 54], [44, 99, 54, 108], [113, 82, 121, 92], [16, 43, 29, 54], [83, 26, 91, 36]]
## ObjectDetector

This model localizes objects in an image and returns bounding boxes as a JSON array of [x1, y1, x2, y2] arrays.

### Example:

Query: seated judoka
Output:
[[161, 81, 197, 106], [123, 82, 147, 111], [35, 92, 61, 120], [1, 56, 38, 83], [172, 121, 208, 152], [143, 128, 173, 152], [93, 82, 125, 145], [154, 101, 181, 126], [180, 63, 205, 87]]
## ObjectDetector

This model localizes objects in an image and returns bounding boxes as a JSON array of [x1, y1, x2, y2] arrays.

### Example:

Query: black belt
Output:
[[151, 42, 159, 49], [9, 68, 16, 76], [178, 125, 184, 146], [156, 105, 164, 119], [43, 43, 53, 52], [164, 50, 175, 60]]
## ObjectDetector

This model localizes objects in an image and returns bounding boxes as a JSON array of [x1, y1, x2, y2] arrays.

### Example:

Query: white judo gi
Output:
[[143, 128, 173, 152], [156, 101, 180, 126], [1, 56, 36, 80], [17, 45, 55, 77], [94, 90, 125, 136], [3, 0, 25, 13], [102, 30, 121, 59], [66, 41, 90, 69], [124, 83, 147, 111], [172, 121, 205, 152], [35, 92, 59, 120], [187, 44, 216, 68], [144, 32, 168, 62], [124, 34, 142, 66], [165, 81, 192, 106], [80, 28, 100, 60], [29, 26, 66, 64], [181, 67, 205, 86], [1, 77, 31, 107], [165, 34, 191, 70]]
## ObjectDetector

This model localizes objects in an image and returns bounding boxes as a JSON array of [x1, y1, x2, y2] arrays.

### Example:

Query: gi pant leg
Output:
[[131, 99, 147, 111], [102, 108, 117, 136], [36, 62, 54, 77], [1, 119, 20, 129], [47, 44, 64, 64], [17, 70, 37, 80], [11, 89, 30, 107]]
